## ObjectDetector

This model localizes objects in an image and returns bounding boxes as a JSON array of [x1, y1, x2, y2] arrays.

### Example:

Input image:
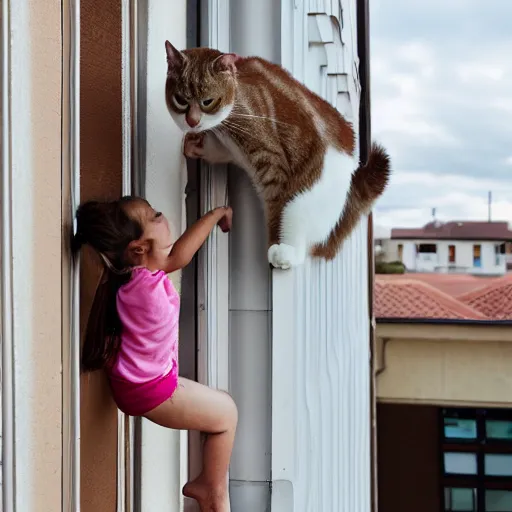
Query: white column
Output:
[[137, 1, 189, 511], [272, 2, 371, 511], [228, 0, 281, 510]]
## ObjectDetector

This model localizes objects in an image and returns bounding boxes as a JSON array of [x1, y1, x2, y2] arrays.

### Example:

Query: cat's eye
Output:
[[172, 94, 188, 110], [200, 98, 220, 112]]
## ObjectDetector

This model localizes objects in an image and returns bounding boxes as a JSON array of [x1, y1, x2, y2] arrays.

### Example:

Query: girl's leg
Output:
[[144, 377, 238, 512]]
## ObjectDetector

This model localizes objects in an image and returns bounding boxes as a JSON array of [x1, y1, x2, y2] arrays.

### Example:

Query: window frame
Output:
[[440, 408, 512, 512]]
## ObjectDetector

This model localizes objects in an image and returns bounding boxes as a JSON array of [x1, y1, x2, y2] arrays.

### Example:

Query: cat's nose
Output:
[[186, 115, 200, 128]]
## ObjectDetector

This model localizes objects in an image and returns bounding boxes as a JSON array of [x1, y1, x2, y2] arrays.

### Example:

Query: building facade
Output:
[[375, 322, 512, 512], [382, 221, 512, 275]]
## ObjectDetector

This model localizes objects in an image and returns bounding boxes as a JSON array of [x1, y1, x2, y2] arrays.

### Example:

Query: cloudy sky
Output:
[[370, 0, 512, 236]]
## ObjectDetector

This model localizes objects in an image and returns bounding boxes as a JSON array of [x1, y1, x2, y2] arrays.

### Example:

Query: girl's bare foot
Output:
[[183, 478, 230, 512]]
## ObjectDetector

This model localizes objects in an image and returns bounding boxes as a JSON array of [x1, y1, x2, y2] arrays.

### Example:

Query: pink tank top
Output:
[[109, 267, 180, 384]]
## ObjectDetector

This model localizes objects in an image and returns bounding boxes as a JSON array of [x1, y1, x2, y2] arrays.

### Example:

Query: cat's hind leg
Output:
[[267, 213, 308, 270], [266, 198, 308, 270], [312, 143, 391, 260], [267, 147, 355, 269]]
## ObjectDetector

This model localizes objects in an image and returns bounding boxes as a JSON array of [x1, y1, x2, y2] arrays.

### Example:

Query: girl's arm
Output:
[[164, 206, 232, 273]]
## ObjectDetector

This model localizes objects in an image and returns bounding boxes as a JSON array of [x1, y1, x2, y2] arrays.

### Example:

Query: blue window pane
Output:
[[444, 452, 477, 475], [487, 420, 512, 440], [444, 418, 477, 439], [485, 454, 512, 476]]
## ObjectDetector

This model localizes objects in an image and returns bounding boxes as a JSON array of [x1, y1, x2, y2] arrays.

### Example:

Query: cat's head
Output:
[[165, 41, 240, 133]]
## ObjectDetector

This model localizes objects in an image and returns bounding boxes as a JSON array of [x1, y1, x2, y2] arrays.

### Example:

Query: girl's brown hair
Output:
[[72, 196, 144, 372]]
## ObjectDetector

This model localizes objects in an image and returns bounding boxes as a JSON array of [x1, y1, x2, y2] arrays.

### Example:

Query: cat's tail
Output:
[[311, 143, 391, 260]]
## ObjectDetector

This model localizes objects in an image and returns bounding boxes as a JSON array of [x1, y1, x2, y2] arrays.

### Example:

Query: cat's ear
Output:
[[213, 53, 240, 74], [165, 40, 186, 72]]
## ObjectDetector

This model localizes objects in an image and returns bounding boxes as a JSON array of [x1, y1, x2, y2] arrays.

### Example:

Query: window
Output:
[[445, 487, 476, 511], [495, 244, 505, 266], [473, 245, 482, 268], [449, 244, 456, 264], [486, 420, 512, 441], [418, 243, 437, 253], [397, 243, 403, 262], [442, 409, 512, 512], [486, 490, 512, 511], [445, 417, 477, 440]]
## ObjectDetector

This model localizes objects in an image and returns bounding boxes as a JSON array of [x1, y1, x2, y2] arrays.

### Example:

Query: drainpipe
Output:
[[228, 0, 280, 509], [356, 0, 377, 508]]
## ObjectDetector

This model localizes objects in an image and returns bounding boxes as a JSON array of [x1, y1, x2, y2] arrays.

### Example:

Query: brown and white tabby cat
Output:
[[165, 41, 391, 269]]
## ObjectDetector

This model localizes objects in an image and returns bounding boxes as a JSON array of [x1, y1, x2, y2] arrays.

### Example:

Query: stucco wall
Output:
[[376, 324, 512, 406], [7, 0, 63, 509]]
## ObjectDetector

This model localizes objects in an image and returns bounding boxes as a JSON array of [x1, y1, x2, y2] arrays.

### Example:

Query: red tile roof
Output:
[[391, 221, 512, 241], [458, 278, 512, 320], [375, 278, 486, 320], [375, 273, 512, 321], [377, 273, 498, 298]]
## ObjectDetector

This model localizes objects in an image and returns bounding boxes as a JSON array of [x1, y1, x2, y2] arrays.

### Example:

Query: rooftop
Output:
[[391, 221, 512, 241], [375, 273, 512, 321]]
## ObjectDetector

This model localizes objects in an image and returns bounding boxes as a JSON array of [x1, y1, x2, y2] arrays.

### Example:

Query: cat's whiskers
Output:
[[229, 107, 294, 127], [220, 119, 258, 140]]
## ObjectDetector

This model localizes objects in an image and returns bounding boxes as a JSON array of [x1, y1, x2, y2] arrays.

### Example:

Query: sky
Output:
[[370, 0, 512, 236]]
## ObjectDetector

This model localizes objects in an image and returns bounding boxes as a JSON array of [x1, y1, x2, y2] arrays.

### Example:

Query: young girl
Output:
[[73, 196, 237, 512]]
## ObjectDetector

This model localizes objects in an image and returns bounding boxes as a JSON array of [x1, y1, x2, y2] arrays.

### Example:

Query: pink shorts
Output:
[[108, 362, 179, 416]]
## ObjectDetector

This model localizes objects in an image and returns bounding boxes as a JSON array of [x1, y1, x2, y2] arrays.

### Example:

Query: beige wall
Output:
[[80, 0, 122, 509], [26, 0, 63, 509], [3, 0, 63, 508], [377, 323, 512, 406], [378, 403, 441, 512]]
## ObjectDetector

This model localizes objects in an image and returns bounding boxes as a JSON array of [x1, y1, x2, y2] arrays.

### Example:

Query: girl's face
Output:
[[127, 200, 173, 269], [142, 205, 173, 251]]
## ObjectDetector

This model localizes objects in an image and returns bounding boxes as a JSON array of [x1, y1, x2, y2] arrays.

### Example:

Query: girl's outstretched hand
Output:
[[217, 206, 233, 233], [164, 206, 234, 273]]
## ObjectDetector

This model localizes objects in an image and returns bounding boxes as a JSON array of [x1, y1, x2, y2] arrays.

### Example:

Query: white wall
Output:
[[139, 1, 189, 511], [402, 242, 416, 271], [272, 2, 371, 511]]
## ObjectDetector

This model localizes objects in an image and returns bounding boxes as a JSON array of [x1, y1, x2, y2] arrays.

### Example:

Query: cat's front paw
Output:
[[268, 244, 305, 270], [183, 132, 205, 159]]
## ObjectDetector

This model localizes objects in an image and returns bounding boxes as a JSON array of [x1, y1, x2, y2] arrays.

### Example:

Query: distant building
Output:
[[382, 221, 512, 275]]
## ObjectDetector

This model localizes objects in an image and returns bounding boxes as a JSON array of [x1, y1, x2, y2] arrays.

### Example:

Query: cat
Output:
[[165, 41, 391, 270]]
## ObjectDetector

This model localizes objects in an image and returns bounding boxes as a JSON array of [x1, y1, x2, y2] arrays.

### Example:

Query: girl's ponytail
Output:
[[73, 197, 143, 371]]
